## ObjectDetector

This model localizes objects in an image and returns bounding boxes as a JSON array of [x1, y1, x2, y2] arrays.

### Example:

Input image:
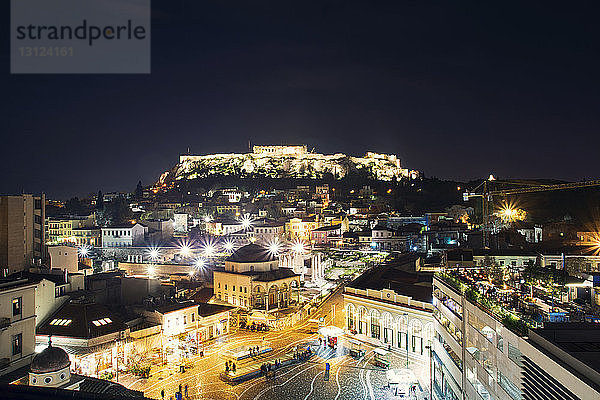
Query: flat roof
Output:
[[348, 255, 432, 303]]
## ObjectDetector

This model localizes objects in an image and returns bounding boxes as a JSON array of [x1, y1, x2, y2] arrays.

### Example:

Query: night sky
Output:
[[2, 1, 600, 199]]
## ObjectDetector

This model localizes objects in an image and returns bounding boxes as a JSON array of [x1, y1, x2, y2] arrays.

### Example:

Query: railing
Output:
[[435, 272, 537, 336]]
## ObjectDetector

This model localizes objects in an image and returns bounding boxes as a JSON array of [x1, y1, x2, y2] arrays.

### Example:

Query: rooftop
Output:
[[37, 302, 127, 339], [225, 243, 276, 263], [348, 255, 432, 303]]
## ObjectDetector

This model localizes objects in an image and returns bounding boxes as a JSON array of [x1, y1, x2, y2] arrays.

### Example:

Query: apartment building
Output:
[[0, 194, 46, 276], [0, 278, 37, 376], [432, 273, 600, 400]]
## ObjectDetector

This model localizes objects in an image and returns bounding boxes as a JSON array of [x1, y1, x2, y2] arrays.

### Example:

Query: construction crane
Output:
[[463, 176, 600, 247]]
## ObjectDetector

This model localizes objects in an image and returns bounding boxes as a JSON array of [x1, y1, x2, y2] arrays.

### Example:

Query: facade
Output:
[[47, 245, 78, 273], [432, 274, 600, 400], [250, 221, 285, 244], [253, 145, 307, 156], [311, 224, 343, 246], [0, 194, 46, 276], [344, 258, 434, 361], [71, 227, 101, 247], [213, 243, 300, 310], [286, 217, 320, 241], [371, 225, 404, 251], [206, 218, 244, 236], [36, 301, 131, 378], [101, 223, 147, 248], [0, 278, 37, 376], [46, 214, 96, 245]]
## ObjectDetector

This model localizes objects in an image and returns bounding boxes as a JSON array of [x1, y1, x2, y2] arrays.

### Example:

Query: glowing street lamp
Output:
[[203, 243, 215, 257], [292, 240, 305, 254], [194, 257, 206, 269], [78, 245, 91, 258], [267, 239, 281, 256], [179, 244, 192, 258], [223, 240, 235, 252], [147, 246, 161, 262], [240, 215, 253, 230]]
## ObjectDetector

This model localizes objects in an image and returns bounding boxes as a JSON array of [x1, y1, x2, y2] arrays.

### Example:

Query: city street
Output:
[[121, 286, 430, 400]]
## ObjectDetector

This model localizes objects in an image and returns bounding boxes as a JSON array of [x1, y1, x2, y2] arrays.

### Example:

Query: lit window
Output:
[[92, 317, 113, 326]]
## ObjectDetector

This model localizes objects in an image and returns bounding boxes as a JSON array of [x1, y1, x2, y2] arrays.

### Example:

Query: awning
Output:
[[318, 326, 345, 337]]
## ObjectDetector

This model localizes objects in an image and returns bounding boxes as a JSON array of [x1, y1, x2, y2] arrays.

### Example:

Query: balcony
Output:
[[0, 318, 10, 329]]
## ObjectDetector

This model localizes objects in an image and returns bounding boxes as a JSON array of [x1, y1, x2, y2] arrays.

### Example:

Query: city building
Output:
[[432, 270, 600, 400], [344, 256, 434, 361], [71, 226, 101, 247], [213, 243, 300, 310], [285, 217, 320, 241], [46, 214, 96, 245], [0, 194, 46, 276], [101, 223, 147, 248], [311, 224, 343, 246], [36, 301, 131, 378], [0, 277, 37, 376]]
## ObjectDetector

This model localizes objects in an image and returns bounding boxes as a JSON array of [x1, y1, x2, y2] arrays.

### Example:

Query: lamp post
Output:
[[425, 345, 433, 400], [403, 313, 409, 368]]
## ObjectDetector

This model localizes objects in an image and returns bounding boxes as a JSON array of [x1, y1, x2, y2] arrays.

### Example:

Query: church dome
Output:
[[31, 343, 70, 374], [226, 243, 276, 263]]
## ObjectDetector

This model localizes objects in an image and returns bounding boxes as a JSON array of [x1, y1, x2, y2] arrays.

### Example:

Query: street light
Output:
[[78, 245, 91, 258], [403, 313, 409, 368], [425, 345, 433, 400], [147, 246, 161, 262]]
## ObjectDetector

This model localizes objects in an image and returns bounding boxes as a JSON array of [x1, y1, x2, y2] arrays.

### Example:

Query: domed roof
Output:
[[226, 243, 276, 263], [31, 343, 70, 374]]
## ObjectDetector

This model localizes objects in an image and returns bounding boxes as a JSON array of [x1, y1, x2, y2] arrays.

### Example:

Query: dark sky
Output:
[[2, 1, 600, 199]]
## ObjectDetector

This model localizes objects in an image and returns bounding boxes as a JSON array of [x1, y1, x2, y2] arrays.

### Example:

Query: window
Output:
[[508, 343, 522, 366], [92, 317, 113, 326], [44, 377, 52, 384], [12, 333, 22, 355], [240, 286, 243, 292], [183, 315, 187, 325], [12, 297, 22, 316], [497, 334, 504, 352], [191, 313, 195, 322], [225, 284, 228, 290], [244, 287, 247, 293], [233, 286, 236, 292], [50, 319, 72, 326]]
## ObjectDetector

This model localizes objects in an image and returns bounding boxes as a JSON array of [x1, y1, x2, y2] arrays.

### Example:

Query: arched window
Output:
[[358, 307, 368, 335], [410, 319, 423, 355], [396, 314, 408, 349], [382, 313, 393, 345], [370, 309, 381, 340], [347, 303, 356, 330]]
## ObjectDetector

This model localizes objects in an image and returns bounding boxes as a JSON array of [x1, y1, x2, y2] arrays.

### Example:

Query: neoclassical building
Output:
[[213, 243, 300, 311], [343, 256, 434, 358]]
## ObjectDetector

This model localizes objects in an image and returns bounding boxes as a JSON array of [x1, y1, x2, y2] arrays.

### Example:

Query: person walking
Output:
[[184, 384, 188, 398], [161, 389, 165, 400]]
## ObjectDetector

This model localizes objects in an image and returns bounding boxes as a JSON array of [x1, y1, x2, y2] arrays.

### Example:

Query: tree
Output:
[[96, 191, 104, 210], [64, 197, 86, 215], [135, 181, 144, 200], [106, 197, 133, 225]]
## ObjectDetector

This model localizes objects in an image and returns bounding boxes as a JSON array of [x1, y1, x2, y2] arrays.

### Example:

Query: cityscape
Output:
[[3, 2, 600, 400]]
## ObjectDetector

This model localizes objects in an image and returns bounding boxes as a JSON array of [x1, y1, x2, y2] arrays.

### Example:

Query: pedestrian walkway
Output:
[[220, 348, 315, 383]]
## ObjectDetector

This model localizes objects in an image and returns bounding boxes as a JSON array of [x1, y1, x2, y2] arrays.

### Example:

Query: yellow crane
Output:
[[463, 176, 600, 247]]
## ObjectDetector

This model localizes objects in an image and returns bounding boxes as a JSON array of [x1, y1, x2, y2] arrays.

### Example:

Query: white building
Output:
[[432, 274, 600, 400], [344, 258, 434, 360], [0, 278, 37, 376], [101, 223, 147, 248], [213, 243, 300, 310]]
